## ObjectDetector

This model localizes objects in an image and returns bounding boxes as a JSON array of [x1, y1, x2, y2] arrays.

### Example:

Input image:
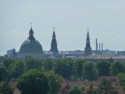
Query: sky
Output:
[[0, 0, 125, 55]]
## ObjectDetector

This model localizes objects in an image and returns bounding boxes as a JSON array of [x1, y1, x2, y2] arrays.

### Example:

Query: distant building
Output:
[[84, 29, 92, 56], [19, 27, 43, 59], [50, 28, 58, 54], [117, 51, 125, 56], [6, 48, 18, 58]]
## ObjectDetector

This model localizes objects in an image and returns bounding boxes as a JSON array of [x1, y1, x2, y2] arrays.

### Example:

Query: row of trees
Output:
[[1, 58, 125, 93], [1, 58, 125, 81]]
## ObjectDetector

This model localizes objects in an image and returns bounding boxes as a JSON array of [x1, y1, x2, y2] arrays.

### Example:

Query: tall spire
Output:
[[28, 23, 35, 40], [52, 27, 56, 38], [50, 27, 58, 54], [85, 27, 92, 56]]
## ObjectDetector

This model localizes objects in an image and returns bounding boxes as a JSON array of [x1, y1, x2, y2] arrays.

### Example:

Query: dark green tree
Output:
[[17, 69, 49, 94], [25, 58, 42, 70], [0, 67, 10, 82], [45, 71, 63, 94], [68, 86, 83, 94], [117, 73, 125, 91], [97, 79, 118, 94], [75, 59, 85, 80], [96, 61, 111, 76], [110, 62, 125, 76], [44, 59, 54, 71], [9, 60, 25, 79], [0, 81, 14, 94], [3, 58, 15, 70], [83, 62, 98, 81], [54, 58, 73, 80]]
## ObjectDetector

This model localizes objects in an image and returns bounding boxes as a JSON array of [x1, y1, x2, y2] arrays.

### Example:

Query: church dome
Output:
[[19, 27, 43, 53]]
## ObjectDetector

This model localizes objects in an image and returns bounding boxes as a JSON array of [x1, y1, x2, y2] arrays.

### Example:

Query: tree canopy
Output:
[[54, 58, 73, 80], [110, 62, 125, 76], [45, 71, 63, 94], [97, 79, 118, 94], [83, 62, 98, 81], [17, 69, 49, 94], [96, 61, 111, 76], [0, 81, 14, 94], [0, 67, 10, 82], [68, 86, 83, 94], [117, 73, 125, 91]]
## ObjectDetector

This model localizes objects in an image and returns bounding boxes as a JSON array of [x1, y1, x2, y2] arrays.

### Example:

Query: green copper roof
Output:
[[19, 28, 43, 53]]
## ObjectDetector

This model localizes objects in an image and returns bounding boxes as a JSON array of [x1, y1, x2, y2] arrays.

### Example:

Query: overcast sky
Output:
[[0, 0, 125, 55]]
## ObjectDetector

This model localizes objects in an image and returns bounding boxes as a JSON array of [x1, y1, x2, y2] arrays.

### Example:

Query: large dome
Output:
[[19, 27, 43, 53], [20, 39, 43, 53]]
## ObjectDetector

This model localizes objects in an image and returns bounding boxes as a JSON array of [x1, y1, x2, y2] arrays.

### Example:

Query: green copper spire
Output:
[[50, 27, 58, 54], [85, 27, 92, 56]]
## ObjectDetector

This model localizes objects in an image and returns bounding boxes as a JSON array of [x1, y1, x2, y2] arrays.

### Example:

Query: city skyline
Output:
[[0, 0, 125, 55]]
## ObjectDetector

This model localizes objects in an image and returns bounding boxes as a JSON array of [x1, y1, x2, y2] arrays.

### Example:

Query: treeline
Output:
[[1, 58, 125, 94], [1, 58, 125, 81]]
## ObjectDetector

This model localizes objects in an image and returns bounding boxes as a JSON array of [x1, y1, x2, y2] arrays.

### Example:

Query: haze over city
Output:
[[0, 0, 125, 55]]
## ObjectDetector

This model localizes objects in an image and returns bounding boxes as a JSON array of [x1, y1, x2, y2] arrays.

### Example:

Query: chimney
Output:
[[96, 38, 98, 51]]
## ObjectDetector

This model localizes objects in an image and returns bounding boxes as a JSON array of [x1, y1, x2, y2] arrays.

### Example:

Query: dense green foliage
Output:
[[17, 69, 49, 94], [96, 61, 111, 76], [0, 58, 125, 94], [83, 62, 98, 81], [75, 59, 85, 80], [25, 58, 42, 70], [1, 58, 125, 81], [54, 59, 73, 80], [68, 86, 83, 94], [45, 71, 63, 94], [0, 67, 10, 82], [17, 69, 63, 94], [10, 61, 25, 79], [110, 62, 125, 76], [97, 79, 118, 94], [117, 73, 125, 91], [0, 81, 14, 94]]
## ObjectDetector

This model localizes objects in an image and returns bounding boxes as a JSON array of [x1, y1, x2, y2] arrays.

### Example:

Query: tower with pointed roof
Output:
[[84, 28, 92, 56], [50, 27, 58, 54]]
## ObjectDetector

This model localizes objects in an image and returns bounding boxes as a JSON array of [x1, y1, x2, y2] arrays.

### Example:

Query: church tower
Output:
[[50, 27, 58, 54], [84, 28, 92, 56]]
